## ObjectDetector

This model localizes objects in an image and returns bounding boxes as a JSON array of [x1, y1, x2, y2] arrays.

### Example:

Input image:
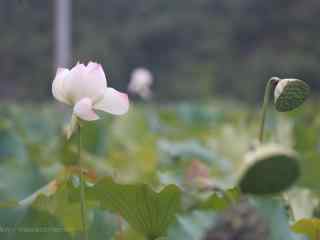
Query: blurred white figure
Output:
[[128, 68, 154, 100]]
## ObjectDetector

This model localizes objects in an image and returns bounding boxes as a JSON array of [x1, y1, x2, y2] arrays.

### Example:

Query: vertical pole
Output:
[[54, 0, 72, 68]]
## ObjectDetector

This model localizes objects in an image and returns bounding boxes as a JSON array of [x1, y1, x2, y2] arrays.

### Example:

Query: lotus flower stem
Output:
[[259, 77, 279, 143], [78, 125, 89, 240]]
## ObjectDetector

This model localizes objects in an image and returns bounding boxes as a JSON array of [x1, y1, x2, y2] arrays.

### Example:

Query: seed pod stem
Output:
[[259, 77, 280, 143]]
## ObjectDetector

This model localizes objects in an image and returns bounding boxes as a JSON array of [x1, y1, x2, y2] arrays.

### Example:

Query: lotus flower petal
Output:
[[73, 98, 100, 121], [63, 63, 107, 103], [52, 68, 71, 104], [94, 88, 129, 115]]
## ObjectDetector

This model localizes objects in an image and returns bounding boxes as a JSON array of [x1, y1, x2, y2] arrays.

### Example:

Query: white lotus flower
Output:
[[128, 67, 153, 99], [52, 62, 129, 122]]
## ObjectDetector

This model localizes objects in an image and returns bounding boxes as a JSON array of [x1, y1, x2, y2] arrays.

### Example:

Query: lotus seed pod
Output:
[[274, 78, 310, 112], [239, 144, 300, 195]]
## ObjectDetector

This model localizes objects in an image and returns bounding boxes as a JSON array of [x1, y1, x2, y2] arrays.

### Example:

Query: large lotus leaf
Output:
[[88, 177, 181, 240], [18, 176, 96, 234], [88, 210, 118, 240]]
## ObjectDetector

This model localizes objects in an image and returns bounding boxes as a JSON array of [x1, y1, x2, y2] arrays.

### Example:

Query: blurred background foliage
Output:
[[0, 101, 318, 239], [0, 0, 319, 101]]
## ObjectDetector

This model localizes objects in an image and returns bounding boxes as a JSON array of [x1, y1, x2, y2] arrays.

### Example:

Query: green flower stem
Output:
[[78, 125, 89, 240], [259, 78, 277, 143]]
